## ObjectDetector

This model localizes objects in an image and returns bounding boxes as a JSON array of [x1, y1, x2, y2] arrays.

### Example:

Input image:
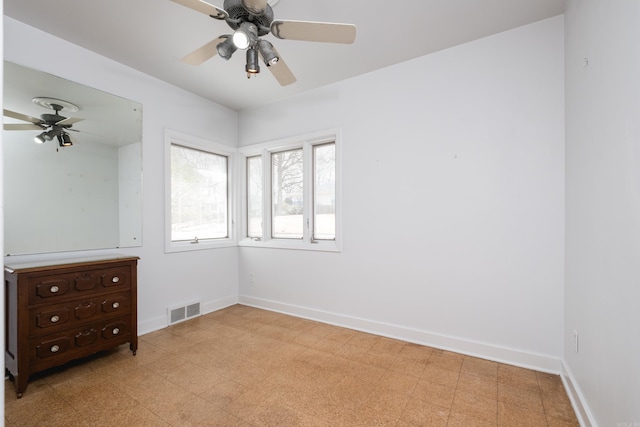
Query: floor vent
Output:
[[168, 301, 201, 325]]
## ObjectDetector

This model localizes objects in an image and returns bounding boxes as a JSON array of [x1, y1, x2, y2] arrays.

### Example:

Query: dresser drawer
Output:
[[100, 293, 131, 314], [29, 316, 132, 368], [27, 266, 131, 304], [29, 293, 131, 337]]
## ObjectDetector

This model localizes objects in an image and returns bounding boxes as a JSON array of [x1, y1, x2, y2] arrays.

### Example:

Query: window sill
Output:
[[166, 238, 237, 253], [238, 238, 341, 253]]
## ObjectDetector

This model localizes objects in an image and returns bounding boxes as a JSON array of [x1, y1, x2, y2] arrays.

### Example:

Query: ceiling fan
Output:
[[171, 0, 356, 85], [3, 98, 83, 146]]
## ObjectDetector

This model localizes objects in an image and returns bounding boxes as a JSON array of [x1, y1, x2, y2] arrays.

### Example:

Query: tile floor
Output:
[[5, 305, 579, 426]]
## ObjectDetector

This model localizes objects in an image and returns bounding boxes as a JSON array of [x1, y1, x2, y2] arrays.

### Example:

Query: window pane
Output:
[[272, 148, 303, 239], [171, 144, 228, 241], [313, 143, 336, 240], [247, 156, 263, 238]]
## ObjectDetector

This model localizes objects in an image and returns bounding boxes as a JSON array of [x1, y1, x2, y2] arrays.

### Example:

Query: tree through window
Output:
[[170, 144, 228, 242], [271, 148, 303, 239]]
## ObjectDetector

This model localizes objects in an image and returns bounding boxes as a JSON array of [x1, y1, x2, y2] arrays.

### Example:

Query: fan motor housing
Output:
[[223, 0, 273, 35], [41, 114, 66, 124]]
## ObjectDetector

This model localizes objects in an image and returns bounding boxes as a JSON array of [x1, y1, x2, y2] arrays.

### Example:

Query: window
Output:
[[313, 143, 336, 241], [247, 155, 263, 239], [165, 130, 235, 252], [272, 148, 304, 239], [240, 130, 341, 252]]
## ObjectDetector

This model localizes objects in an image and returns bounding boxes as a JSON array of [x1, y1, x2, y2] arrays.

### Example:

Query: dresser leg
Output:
[[12, 374, 27, 399]]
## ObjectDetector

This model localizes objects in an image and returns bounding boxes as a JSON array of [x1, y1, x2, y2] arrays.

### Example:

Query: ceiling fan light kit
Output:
[[35, 128, 58, 144], [171, 0, 356, 85], [59, 132, 73, 147], [232, 22, 259, 50], [216, 36, 237, 59], [246, 48, 260, 75], [35, 128, 73, 147], [257, 39, 278, 66]]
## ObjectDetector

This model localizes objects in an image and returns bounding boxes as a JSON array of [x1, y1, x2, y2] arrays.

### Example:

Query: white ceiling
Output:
[[4, 0, 565, 112]]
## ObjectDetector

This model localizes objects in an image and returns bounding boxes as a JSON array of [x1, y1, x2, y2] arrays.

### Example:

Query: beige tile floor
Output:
[[5, 305, 579, 426]]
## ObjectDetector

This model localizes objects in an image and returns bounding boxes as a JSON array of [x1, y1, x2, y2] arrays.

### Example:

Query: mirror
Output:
[[3, 61, 143, 256]]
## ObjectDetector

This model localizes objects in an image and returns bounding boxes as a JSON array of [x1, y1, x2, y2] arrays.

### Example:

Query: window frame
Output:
[[246, 154, 264, 240], [271, 146, 305, 240], [164, 129, 236, 253], [239, 129, 342, 252], [311, 141, 337, 242]]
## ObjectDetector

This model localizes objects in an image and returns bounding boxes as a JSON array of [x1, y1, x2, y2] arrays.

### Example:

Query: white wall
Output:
[[3, 17, 240, 333], [238, 16, 565, 371], [564, 1, 640, 426]]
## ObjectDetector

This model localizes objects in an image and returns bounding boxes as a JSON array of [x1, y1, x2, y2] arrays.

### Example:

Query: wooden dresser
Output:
[[4, 256, 138, 398]]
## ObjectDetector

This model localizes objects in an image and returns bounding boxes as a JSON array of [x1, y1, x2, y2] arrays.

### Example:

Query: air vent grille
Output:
[[167, 300, 201, 325], [186, 302, 201, 318], [170, 307, 186, 324]]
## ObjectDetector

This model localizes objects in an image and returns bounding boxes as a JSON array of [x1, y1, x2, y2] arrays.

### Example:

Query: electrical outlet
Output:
[[572, 330, 579, 353], [249, 273, 255, 283]]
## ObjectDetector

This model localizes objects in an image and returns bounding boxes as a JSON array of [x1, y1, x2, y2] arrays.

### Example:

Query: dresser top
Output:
[[4, 255, 139, 274]]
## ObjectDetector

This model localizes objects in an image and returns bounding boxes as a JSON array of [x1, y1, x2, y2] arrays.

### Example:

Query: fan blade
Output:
[[242, 0, 268, 14], [3, 109, 43, 125], [170, 0, 228, 19], [56, 117, 83, 126], [4, 123, 43, 131], [271, 20, 356, 44], [182, 36, 226, 65], [262, 47, 297, 86]]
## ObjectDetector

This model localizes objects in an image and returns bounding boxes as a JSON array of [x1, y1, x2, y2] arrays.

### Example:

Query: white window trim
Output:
[[238, 128, 342, 253], [164, 129, 237, 253]]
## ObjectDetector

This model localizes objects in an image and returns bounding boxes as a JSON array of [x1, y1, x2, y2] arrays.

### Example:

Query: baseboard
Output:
[[561, 361, 596, 427], [202, 294, 239, 316], [138, 315, 167, 336], [138, 294, 238, 336], [238, 295, 562, 374]]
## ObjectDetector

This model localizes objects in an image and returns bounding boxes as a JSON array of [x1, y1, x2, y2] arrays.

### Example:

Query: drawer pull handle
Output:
[[50, 285, 59, 293], [112, 302, 120, 309], [112, 276, 120, 283], [112, 328, 120, 335], [50, 345, 60, 353], [50, 315, 60, 323]]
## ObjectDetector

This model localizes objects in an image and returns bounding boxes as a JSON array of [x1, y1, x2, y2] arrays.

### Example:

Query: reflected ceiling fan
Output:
[[3, 97, 83, 146], [171, 0, 356, 85]]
